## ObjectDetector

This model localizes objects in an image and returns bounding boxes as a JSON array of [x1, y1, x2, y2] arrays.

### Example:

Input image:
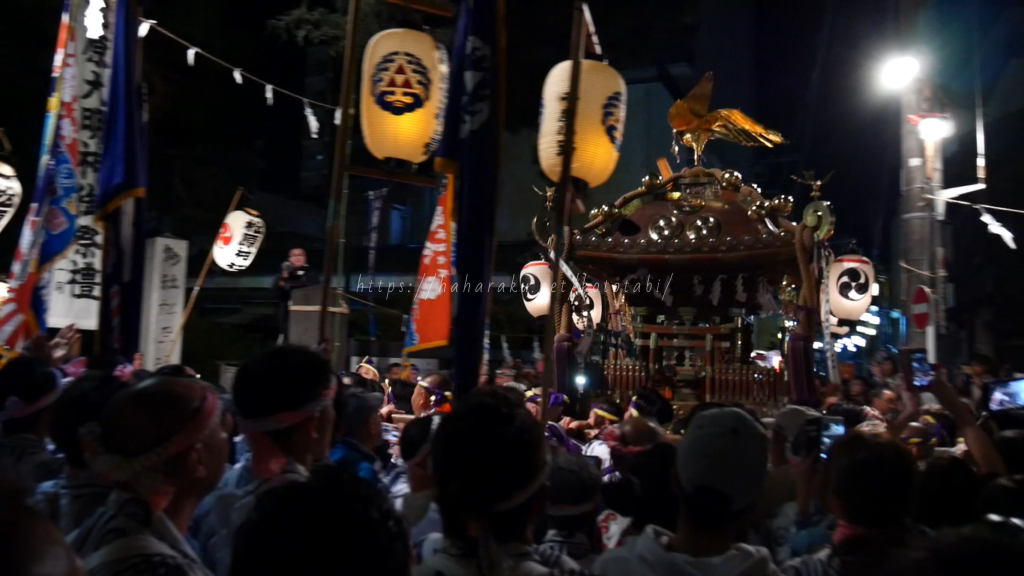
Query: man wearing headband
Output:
[[538, 453, 603, 570], [902, 416, 942, 463], [412, 372, 453, 417], [357, 356, 380, 382], [422, 387, 582, 575], [34, 373, 129, 535], [0, 356, 66, 487], [191, 345, 335, 576], [625, 387, 675, 425], [69, 377, 229, 575], [579, 400, 625, 482]]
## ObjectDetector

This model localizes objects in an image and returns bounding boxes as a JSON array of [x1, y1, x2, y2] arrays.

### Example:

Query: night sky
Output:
[[1, 0, 1017, 279]]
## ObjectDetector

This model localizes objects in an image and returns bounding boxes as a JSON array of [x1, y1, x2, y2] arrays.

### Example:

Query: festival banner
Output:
[[46, 0, 115, 330], [97, 0, 147, 356], [403, 184, 453, 353], [442, 0, 503, 395], [367, 188, 387, 340], [138, 237, 187, 369], [0, 0, 76, 350]]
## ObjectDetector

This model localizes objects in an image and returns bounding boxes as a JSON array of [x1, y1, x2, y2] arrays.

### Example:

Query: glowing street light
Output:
[[879, 56, 920, 90]]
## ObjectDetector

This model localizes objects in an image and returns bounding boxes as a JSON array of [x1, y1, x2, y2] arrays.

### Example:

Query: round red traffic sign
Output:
[[911, 285, 932, 330]]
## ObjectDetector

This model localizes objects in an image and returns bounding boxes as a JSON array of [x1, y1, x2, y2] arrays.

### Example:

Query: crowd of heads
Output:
[[3, 339, 1024, 576]]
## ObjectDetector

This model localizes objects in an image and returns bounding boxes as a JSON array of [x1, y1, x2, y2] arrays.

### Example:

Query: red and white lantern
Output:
[[828, 255, 875, 321], [212, 209, 265, 272], [520, 261, 553, 317]]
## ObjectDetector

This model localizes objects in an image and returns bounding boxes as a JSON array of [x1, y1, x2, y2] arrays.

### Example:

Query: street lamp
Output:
[[879, 56, 920, 90]]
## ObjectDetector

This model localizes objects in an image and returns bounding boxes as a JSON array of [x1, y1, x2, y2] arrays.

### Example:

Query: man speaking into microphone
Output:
[[273, 248, 319, 342]]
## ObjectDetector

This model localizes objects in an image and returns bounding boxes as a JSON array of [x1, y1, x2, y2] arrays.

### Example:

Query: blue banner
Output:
[[439, 0, 503, 398], [97, 0, 148, 356]]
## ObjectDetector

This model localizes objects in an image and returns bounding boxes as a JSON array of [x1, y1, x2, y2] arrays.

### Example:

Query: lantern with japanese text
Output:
[[0, 161, 22, 234], [570, 284, 603, 330], [212, 209, 265, 272], [828, 255, 875, 321], [360, 29, 449, 165], [520, 261, 553, 317], [538, 60, 627, 188]]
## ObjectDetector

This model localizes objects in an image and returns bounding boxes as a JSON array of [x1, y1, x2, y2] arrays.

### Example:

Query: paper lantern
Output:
[[538, 60, 626, 188], [570, 284, 603, 330], [520, 261, 552, 317], [360, 29, 449, 165], [213, 209, 265, 272], [0, 161, 23, 234], [828, 255, 875, 321]]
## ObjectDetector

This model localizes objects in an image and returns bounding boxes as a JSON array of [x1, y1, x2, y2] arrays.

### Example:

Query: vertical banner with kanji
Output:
[[138, 237, 187, 369], [367, 188, 387, 340], [0, 0, 74, 351], [45, 0, 115, 329], [403, 183, 453, 353]]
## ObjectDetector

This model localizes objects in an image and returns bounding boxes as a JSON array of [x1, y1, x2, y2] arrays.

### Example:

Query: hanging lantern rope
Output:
[[139, 20, 341, 115]]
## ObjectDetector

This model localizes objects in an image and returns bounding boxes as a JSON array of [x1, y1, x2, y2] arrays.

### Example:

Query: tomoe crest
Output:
[[602, 92, 624, 150], [521, 273, 541, 302], [372, 51, 431, 116], [836, 268, 870, 301]]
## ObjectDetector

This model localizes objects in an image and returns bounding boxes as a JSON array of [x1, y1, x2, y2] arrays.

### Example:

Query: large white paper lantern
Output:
[[360, 29, 449, 165], [828, 255, 875, 321], [538, 60, 626, 188], [213, 209, 265, 272], [520, 261, 553, 317], [570, 283, 603, 330], [0, 161, 23, 235]]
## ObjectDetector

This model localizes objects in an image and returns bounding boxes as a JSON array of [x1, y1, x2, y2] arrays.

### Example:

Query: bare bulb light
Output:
[[880, 56, 920, 90]]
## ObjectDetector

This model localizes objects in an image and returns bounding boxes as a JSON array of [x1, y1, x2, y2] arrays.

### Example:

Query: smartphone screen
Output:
[[820, 417, 846, 459], [381, 423, 400, 444], [989, 379, 1024, 411], [910, 352, 932, 388]]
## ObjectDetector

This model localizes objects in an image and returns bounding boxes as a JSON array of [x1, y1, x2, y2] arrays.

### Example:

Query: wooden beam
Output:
[[346, 164, 440, 187], [386, 0, 456, 17]]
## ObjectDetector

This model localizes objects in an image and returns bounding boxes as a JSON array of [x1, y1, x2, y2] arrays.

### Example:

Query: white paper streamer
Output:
[[303, 100, 319, 138], [232, 69, 243, 85], [334, 108, 341, 126], [186, 47, 199, 67], [549, 249, 593, 361], [138, 19, 155, 38], [265, 85, 274, 106]]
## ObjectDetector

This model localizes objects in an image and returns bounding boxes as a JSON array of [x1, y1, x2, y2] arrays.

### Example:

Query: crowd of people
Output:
[[1, 334, 1023, 575]]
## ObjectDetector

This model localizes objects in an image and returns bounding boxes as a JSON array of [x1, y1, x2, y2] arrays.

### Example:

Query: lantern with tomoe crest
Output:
[[360, 29, 449, 166], [520, 261, 553, 317], [538, 60, 626, 188], [828, 255, 875, 321]]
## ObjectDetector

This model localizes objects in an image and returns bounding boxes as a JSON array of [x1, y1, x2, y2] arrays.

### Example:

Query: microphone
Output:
[[282, 261, 294, 274]]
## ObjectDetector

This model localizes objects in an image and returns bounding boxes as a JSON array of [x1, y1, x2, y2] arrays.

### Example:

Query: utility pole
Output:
[[898, 0, 933, 349]]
